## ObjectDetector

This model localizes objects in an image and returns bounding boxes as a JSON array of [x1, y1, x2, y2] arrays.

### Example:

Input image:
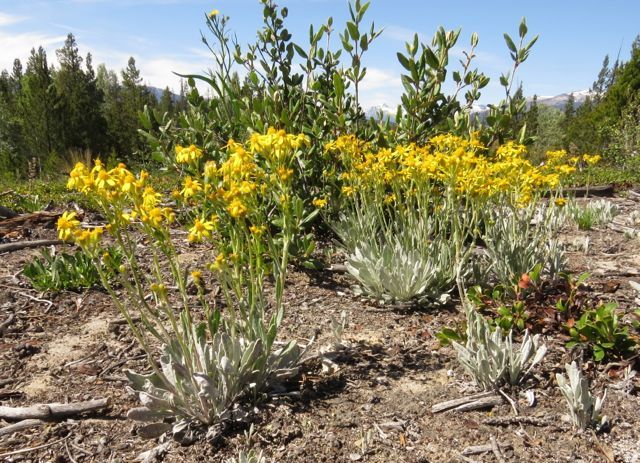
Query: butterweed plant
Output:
[[556, 361, 607, 430], [481, 200, 566, 287], [453, 304, 547, 390], [59, 130, 311, 435], [568, 199, 619, 230], [328, 134, 578, 303], [225, 449, 268, 463]]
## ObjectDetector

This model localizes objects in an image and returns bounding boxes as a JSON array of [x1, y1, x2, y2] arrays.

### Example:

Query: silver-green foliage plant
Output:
[[556, 361, 607, 430], [346, 237, 455, 303], [126, 331, 306, 433], [482, 202, 566, 287], [225, 449, 268, 463], [335, 203, 456, 303], [453, 304, 547, 390], [568, 199, 619, 230]]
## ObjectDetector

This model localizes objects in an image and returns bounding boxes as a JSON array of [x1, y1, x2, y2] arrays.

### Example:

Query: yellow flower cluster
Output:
[[172, 128, 309, 241], [249, 127, 309, 163], [175, 144, 204, 164], [56, 211, 104, 251], [65, 160, 175, 241], [328, 134, 580, 205]]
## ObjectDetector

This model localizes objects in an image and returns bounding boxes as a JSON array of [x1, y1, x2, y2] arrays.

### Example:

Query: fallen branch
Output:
[[0, 398, 110, 421], [431, 391, 498, 413], [556, 184, 615, 198], [0, 205, 18, 219], [0, 437, 66, 458], [0, 211, 63, 235], [0, 418, 46, 437], [454, 395, 503, 412], [18, 292, 53, 312], [462, 442, 513, 456], [0, 239, 64, 254], [0, 312, 15, 335], [490, 435, 506, 463], [483, 415, 554, 427]]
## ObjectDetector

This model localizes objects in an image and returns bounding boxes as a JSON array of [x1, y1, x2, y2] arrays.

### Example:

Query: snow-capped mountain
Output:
[[364, 103, 396, 122], [530, 89, 592, 110], [365, 90, 593, 121]]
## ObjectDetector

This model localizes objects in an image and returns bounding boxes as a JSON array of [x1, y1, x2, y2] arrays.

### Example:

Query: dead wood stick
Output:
[[0, 189, 14, 198], [453, 395, 503, 412], [498, 389, 519, 416], [18, 292, 53, 311], [462, 443, 513, 456], [327, 264, 348, 273], [483, 416, 553, 427], [0, 378, 14, 388], [0, 419, 46, 436], [0, 239, 63, 254], [0, 205, 18, 219], [0, 398, 110, 421], [0, 312, 15, 335], [0, 437, 66, 458], [490, 435, 506, 463], [431, 391, 496, 413]]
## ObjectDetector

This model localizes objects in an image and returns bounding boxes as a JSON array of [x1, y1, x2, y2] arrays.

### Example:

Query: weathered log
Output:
[[0, 205, 18, 219], [556, 184, 615, 198], [0, 398, 110, 421], [0, 239, 64, 254], [0, 419, 45, 436], [0, 211, 63, 235], [431, 391, 496, 413]]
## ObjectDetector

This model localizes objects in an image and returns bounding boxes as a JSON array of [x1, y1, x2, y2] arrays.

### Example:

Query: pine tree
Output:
[[20, 47, 59, 163], [54, 33, 106, 157], [591, 55, 610, 101], [158, 86, 175, 115], [526, 94, 539, 139], [119, 57, 153, 159]]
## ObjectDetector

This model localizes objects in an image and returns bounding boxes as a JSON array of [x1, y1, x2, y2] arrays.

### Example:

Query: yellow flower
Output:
[[204, 161, 218, 179], [312, 198, 327, 208], [249, 224, 266, 236], [208, 9, 220, 18], [341, 186, 355, 196], [181, 176, 203, 198], [227, 198, 247, 218], [73, 226, 104, 250], [191, 270, 202, 285], [57, 211, 80, 241], [150, 283, 167, 298], [554, 197, 567, 207], [582, 154, 601, 166], [276, 167, 293, 181], [208, 253, 226, 271], [188, 218, 215, 242], [175, 144, 204, 164]]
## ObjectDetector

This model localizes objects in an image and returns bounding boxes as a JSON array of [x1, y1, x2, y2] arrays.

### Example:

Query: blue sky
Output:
[[1, 0, 639, 108]]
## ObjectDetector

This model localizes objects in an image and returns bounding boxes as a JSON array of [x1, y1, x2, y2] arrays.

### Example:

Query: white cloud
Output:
[[382, 25, 427, 44], [359, 66, 403, 109], [0, 31, 66, 71], [0, 12, 26, 26], [360, 67, 401, 91]]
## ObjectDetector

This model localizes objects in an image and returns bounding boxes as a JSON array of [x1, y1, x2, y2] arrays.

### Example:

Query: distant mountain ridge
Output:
[[365, 90, 593, 122]]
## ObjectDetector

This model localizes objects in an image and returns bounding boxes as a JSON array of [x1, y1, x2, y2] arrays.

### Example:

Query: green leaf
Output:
[[503, 33, 517, 54], [397, 52, 413, 72], [333, 73, 345, 100], [347, 21, 360, 41], [519, 18, 528, 39]]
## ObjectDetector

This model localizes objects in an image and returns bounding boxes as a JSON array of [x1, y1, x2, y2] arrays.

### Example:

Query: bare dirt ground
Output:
[[1, 194, 639, 463]]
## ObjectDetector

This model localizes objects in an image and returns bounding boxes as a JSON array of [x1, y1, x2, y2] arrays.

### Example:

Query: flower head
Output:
[[57, 211, 81, 241]]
